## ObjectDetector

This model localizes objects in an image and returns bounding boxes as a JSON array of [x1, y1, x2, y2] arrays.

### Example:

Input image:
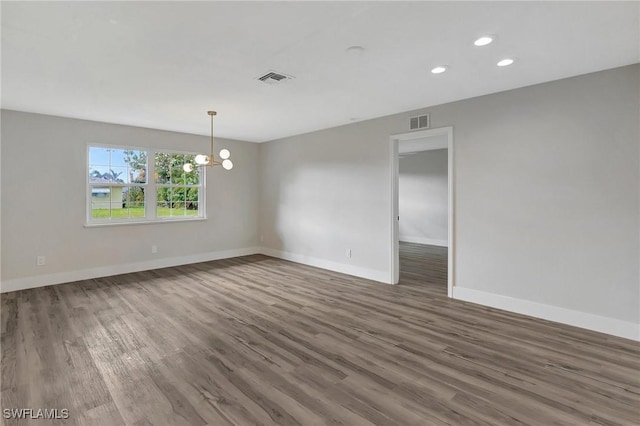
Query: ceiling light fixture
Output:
[[474, 36, 494, 46], [497, 58, 515, 67], [346, 45, 365, 56], [431, 65, 448, 74], [183, 111, 233, 173]]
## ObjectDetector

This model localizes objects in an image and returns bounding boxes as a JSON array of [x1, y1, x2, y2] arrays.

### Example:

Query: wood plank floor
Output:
[[1, 243, 639, 425], [399, 242, 447, 295]]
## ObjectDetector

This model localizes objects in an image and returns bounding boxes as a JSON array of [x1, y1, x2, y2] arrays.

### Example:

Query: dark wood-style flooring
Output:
[[1, 243, 639, 425]]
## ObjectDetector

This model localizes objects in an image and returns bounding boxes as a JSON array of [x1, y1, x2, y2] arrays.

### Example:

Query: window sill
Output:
[[84, 217, 207, 228]]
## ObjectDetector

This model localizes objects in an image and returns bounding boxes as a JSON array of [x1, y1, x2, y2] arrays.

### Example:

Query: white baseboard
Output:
[[452, 286, 640, 342], [0, 247, 262, 293], [399, 236, 448, 247], [260, 247, 391, 284]]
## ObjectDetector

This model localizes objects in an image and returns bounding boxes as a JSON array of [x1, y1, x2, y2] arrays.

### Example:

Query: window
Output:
[[154, 153, 201, 218], [87, 146, 204, 224]]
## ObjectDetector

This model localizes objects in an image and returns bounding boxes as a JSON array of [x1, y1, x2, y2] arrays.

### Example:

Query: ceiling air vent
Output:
[[410, 114, 430, 130], [256, 70, 295, 85]]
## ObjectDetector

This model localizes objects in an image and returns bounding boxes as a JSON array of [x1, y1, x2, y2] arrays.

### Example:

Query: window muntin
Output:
[[87, 146, 204, 224]]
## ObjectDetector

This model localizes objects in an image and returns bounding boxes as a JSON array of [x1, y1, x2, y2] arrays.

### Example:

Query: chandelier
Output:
[[183, 111, 233, 173]]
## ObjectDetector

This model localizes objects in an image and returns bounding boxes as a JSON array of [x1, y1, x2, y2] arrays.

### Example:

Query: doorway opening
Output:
[[389, 127, 454, 297]]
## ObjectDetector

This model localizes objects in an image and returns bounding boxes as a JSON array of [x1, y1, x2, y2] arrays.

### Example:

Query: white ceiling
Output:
[[2, 2, 639, 143]]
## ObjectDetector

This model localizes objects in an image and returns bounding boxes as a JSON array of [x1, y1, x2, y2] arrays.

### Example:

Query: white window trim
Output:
[[85, 144, 206, 227]]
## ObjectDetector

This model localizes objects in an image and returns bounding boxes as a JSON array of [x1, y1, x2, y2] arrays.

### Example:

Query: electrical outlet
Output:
[[37, 256, 46, 266], [260, 235, 264, 242], [151, 245, 158, 254], [346, 249, 351, 259]]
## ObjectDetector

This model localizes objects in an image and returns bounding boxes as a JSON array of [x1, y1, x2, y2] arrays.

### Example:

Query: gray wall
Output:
[[1, 110, 260, 284], [399, 149, 448, 246], [259, 120, 392, 281], [259, 64, 640, 325]]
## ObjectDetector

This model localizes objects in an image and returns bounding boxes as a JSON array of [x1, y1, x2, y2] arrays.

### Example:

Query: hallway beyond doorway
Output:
[[399, 242, 447, 295]]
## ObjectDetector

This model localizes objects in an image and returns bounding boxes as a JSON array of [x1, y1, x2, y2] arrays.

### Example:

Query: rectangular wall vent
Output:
[[410, 114, 430, 130], [257, 70, 295, 85]]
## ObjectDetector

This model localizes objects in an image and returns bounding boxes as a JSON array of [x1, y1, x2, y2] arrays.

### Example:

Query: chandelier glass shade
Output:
[[183, 111, 233, 173]]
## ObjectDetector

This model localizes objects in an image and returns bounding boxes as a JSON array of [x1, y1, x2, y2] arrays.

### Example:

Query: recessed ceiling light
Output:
[[497, 58, 515, 67], [474, 36, 494, 46], [431, 65, 448, 74], [346, 46, 365, 56]]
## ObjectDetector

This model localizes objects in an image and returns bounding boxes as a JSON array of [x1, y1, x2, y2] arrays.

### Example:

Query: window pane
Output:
[[171, 154, 186, 184], [128, 166, 146, 184], [157, 203, 176, 217], [107, 166, 127, 183], [173, 187, 186, 207], [186, 187, 198, 201], [110, 149, 127, 167], [157, 187, 200, 217], [155, 153, 199, 185], [125, 197, 146, 218], [91, 186, 121, 219], [157, 185, 176, 217], [157, 204, 199, 217], [186, 202, 199, 216], [157, 187, 171, 210], [154, 153, 172, 184], [123, 187, 146, 215], [124, 150, 147, 183], [91, 186, 145, 220], [89, 148, 147, 184], [184, 154, 200, 185], [89, 147, 110, 167], [89, 166, 110, 182]]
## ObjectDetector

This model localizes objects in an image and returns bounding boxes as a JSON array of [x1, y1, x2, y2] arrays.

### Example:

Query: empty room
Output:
[[1, 1, 639, 425]]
